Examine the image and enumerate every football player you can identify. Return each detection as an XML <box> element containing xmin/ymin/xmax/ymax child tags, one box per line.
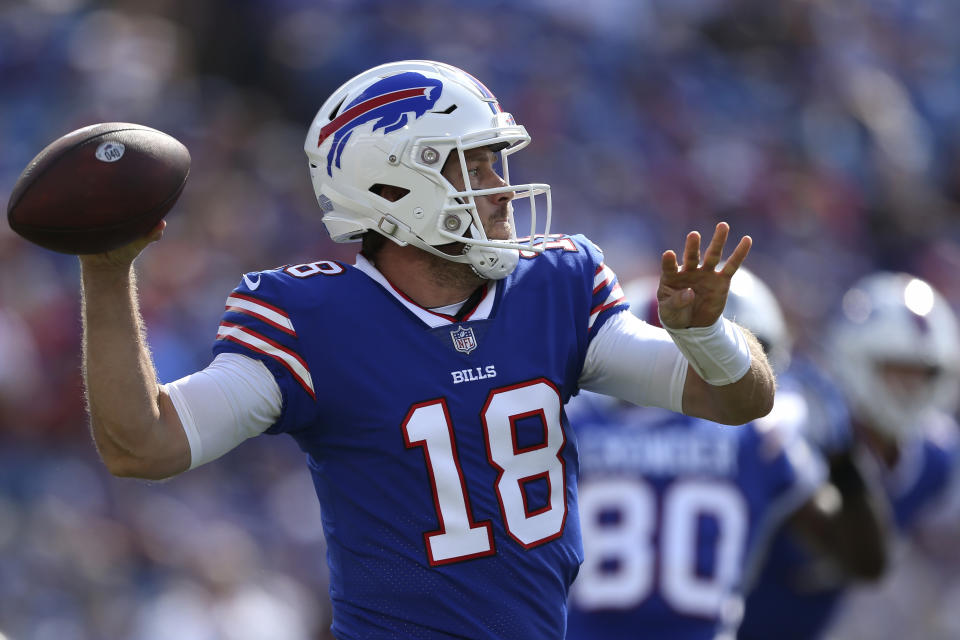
<box><xmin>738</xmin><ymin>272</ymin><xmax>960</xmax><ymax>640</ymax></box>
<box><xmin>565</xmin><ymin>268</ymin><xmax>888</xmax><ymax>640</ymax></box>
<box><xmin>77</xmin><ymin>60</ymin><xmax>775</xmax><ymax>639</ymax></box>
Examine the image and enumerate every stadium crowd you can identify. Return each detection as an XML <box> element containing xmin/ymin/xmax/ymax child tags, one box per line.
<box><xmin>3</xmin><ymin>0</ymin><xmax>960</xmax><ymax>638</ymax></box>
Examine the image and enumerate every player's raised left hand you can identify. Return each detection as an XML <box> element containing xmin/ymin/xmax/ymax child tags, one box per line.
<box><xmin>657</xmin><ymin>222</ymin><xmax>751</xmax><ymax>330</ymax></box>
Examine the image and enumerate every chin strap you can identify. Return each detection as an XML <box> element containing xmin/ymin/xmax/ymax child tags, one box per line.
<box><xmin>464</xmin><ymin>242</ymin><xmax>519</xmax><ymax>280</ymax></box>
<box><xmin>380</xmin><ymin>219</ymin><xmax>521</xmax><ymax>280</ymax></box>
<box><xmin>460</xmin><ymin>222</ymin><xmax>520</xmax><ymax>280</ymax></box>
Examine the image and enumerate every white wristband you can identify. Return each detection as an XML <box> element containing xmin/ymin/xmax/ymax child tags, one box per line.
<box><xmin>661</xmin><ymin>315</ymin><xmax>752</xmax><ymax>386</ymax></box>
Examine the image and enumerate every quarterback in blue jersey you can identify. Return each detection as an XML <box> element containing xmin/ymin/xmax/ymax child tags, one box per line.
<box><xmin>77</xmin><ymin>61</ymin><xmax>775</xmax><ymax>639</ymax></box>
<box><xmin>738</xmin><ymin>272</ymin><xmax>960</xmax><ymax>640</ymax></box>
<box><xmin>566</xmin><ymin>269</ymin><xmax>886</xmax><ymax>640</ymax></box>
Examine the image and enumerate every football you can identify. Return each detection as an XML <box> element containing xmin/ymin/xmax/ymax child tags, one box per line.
<box><xmin>6</xmin><ymin>122</ymin><xmax>190</xmax><ymax>255</ymax></box>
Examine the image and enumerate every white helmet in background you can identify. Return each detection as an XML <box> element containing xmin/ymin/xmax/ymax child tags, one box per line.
<box><xmin>303</xmin><ymin>60</ymin><xmax>551</xmax><ymax>279</ymax></box>
<box><xmin>724</xmin><ymin>267</ymin><xmax>792</xmax><ymax>373</ymax></box>
<box><xmin>827</xmin><ymin>272</ymin><xmax>960</xmax><ymax>441</ymax></box>
<box><xmin>623</xmin><ymin>267</ymin><xmax>792</xmax><ymax>373</ymax></box>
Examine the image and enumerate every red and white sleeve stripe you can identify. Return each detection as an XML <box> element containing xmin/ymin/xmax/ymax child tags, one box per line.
<box><xmin>224</xmin><ymin>293</ymin><xmax>296</xmax><ymax>336</ymax></box>
<box><xmin>216</xmin><ymin>321</ymin><xmax>315</xmax><ymax>399</ymax></box>
<box><xmin>589</xmin><ymin>264</ymin><xmax>626</xmax><ymax>330</ymax></box>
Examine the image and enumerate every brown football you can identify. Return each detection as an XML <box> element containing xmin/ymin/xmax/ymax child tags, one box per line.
<box><xmin>6</xmin><ymin>122</ymin><xmax>190</xmax><ymax>254</ymax></box>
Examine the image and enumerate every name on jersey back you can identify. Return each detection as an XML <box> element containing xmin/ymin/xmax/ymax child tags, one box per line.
<box><xmin>579</xmin><ymin>428</ymin><xmax>739</xmax><ymax>476</ymax></box>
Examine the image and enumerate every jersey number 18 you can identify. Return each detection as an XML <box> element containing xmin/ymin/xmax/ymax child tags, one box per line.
<box><xmin>402</xmin><ymin>378</ymin><xmax>567</xmax><ymax>565</ymax></box>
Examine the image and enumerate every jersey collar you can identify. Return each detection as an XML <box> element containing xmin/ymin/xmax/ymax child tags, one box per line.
<box><xmin>354</xmin><ymin>254</ymin><xmax>497</xmax><ymax>328</ymax></box>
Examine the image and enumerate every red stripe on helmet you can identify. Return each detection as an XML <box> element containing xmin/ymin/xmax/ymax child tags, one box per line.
<box><xmin>317</xmin><ymin>87</ymin><xmax>431</xmax><ymax>147</ymax></box>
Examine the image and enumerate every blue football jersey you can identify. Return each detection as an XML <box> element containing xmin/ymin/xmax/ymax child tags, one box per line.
<box><xmin>210</xmin><ymin>234</ymin><xmax>628</xmax><ymax>639</ymax></box>
<box><xmin>737</xmin><ymin>398</ymin><xmax>959</xmax><ymax>640</ymax></box>
<box><xmin>564</xmin><ymin>380</ymin><xmax>824</xmax><ymax>640</ymax></box>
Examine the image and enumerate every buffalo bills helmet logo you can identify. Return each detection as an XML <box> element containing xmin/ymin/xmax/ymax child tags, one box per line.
<box><xmin>317</xmin><ymin>72</ymin><xmax>443</xmax><ymax>176</ymax></box>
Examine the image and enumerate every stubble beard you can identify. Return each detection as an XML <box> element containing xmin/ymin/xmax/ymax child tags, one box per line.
<box><xmin>432</xmin><ymin>254</ymin><xmax>486</xmax><ymax>288</ymax></box>
<box><xmin>428</xmin><ymin>242</ymin><xmax>487</xmax><ymax>288</ymax></box>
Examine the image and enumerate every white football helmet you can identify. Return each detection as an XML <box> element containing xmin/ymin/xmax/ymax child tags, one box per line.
<box><xmin>303</xmin><ymin>60</ymin><xmax>551</xmax><ymax>279</ymax></box>
<box><xmin>723</xmin><ymin>267</ymin><xmax>792</xmax><ymax>373</ymax></box>
<box><xmin>623</xmin><ymin>267</ymin><xmax>793</xmax><ymax>373</ymax></box>
<box><xmin>827</xmin><ymin>272</ymin><xmax>960</xmax><ymax>440</ymax></box>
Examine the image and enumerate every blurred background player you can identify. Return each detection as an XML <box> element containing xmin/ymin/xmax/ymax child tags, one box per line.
<box><xmin>737</xmin><ymin>271</ymin><xmax>960</xmax><ymax>640</ymax></box>
<box><xmin>565</xmin><ymin>268</ymin><xmax>887</xmax><ymax>640</ymax></box>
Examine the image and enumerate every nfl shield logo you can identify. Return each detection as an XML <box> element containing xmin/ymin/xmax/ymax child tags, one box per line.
<box><xmin>450</xmin><ymin>325</ymin><xmax>477</xmax><ymax>354</ymax></box>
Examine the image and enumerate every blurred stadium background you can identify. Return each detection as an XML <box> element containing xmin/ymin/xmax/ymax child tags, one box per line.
<box><xmin>3</xmin><ymin>0</ymin><xmax>960</xmax><ymax>638</ymax></box>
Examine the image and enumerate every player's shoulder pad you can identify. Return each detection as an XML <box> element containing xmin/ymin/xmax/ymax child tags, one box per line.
<box><xmin>516</xmin><ymin>233</ymin><xmax>614</xmax><ymax>300</ymax></box>
<box><xmin>230</xmin><ymin>259</ymin><xmax>353</xmax><ymax>307</ymax></box>
<box><xmin>518</xmin><ymin>233</ymin><xmax>604</xmax><ymax>269</ymax></box>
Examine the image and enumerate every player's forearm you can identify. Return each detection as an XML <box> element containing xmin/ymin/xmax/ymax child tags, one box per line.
<box><xmin>681</xmin><ymin>331</ymin><xmax>776</xmax><ymax>425</ymax></box>
<box><xmin>80</xmin><ymin>262</ymin><xmax>187</xmax><ymax>478</ymax></box>
<box><xmin>714</xmin><ymin>334</ymin><xmax>776</xmax><ymax>421</ymax></box>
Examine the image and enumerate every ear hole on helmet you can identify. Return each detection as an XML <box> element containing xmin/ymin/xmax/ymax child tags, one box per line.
<box><xmin>328</xmin><ymin>96</ymin><xmax>347</xmax><ymax>120</ymax></box>
<box><xmin>370</xmin><ymin>184</ymin><xmax>410</xmax><ymax>203</ymax></box>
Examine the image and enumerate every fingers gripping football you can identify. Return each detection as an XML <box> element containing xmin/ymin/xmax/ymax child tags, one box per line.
<box><xmin>657</xmin><ymin>222</ymin><xmax>752</xmax><ymax>330</ymax></box>
<box><xmin>78</xmin><ymin>220</ymin><xmax>167</xmax><ymax>270</ymax></box>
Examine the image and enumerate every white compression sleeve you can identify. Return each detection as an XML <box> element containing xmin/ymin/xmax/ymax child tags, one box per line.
<box><xmin>660</xmin><ymin>315</ymin><xmax>751</xmax><ymax>386</ymax></box>
<box><xmin>162</xmin><ymin>352</ymin><xmax>283</xmax><ymax>469</ymax></box>
<box><xmin>579</xmin><ymin>311</ymin><xmax>687</xmax><ymax>412</ymax></box>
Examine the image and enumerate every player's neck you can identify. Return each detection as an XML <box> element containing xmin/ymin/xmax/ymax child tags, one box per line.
<box><xmin>370</xmin><ymin>243</ymin><xmax>485</xmax><ymax>308</ymax></box>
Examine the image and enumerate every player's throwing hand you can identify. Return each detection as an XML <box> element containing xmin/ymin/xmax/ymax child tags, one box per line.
<box><xmin>78</xmin><ymin>221</ymin><xmax>166</xmax><ymax>270</ymax></box>
<box><xmin>657</xmin><ymin>222</ymin><xmax>751</xmax><ymax>330</ymax></box>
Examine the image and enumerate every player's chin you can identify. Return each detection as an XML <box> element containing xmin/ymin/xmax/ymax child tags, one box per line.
<box><xmin>485</xmin><ymin>222</ymin><xmax>514</xmax><ymax>241</ymax></box>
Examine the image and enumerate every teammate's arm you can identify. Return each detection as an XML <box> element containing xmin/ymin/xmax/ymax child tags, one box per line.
<box><xmin>787</xmin><ymin>450</ymin><xmax>890</xmax><ymax>580</ymax></box>
<box><xmin>657</xmin><ymin>223</ymin><xmax>776</xmax><ymax>425</ymax></box>
<box><xmin>79</xmin><ymin>224</ymin><xmax>190</xmax><ymax>480</ymax></box>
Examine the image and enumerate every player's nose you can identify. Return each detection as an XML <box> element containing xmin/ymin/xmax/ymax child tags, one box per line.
<box><xmin>486</xmin><ymin>172</ymin><xmax>514</xmax><ymax>203</ymax></box>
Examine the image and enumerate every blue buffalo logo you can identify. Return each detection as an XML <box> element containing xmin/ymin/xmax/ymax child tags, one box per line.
<box><xmin>317</xmin><ymin>72</ymin><xmax>443</xmax><ymax>176</ymax></box>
